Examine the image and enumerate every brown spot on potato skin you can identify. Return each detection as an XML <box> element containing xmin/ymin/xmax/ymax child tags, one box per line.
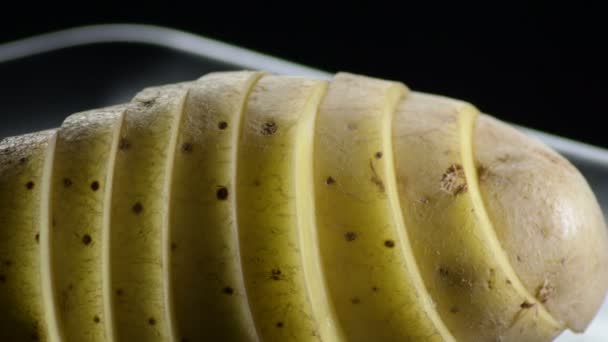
<box><xmin>369</xmin><ymin>160</ymin><xmax>385</xmax><ymax>192</ymax></box>
<box><xmin>140</xmin><ymin>98</ymin><xmax>156</xmax><ymax>107</ymax></box>
<box><xmin>222</xmin><ymin>286</ymin><xmax>234</xmax><ymax>295</ymax></box>
<box><xmin>270</xmin><ymin>268</ymin><xmax>283</xmax><ymax>281</ymax></box>
<box><xmin>276</xmin><ymin>322</ymin><xmax>284</xmax><ymax>328</ymax></box>
<box><xmin>93</xmin><ymin>316</ymin><xmax>100</xmax><ymax>323</ymax></box>
<box><xmin>520</xmin><ymin>301</ymin><xmax>535</xmax><ymax>309</ymax></box>
<box><xmin>216</xmin><ymin>187</ymin><xmax>229</xmax><ymax>200</ymax></box>
<box><xmin>450</xmin><ymin>306</ymin><xmax>460</xmax><ymax>313</ymax></box>
<box><xmin>374</xmin><ymin>151</ymin><xmax>383</xmax><ymax>159</ymax></box>
<box><xmin>115</xmin><ymin>289</ymin><xmax>123</xmax><ymax>296</ymax></box>
<box><xmin>63</xmin><ymin>178</ymin><xmax>72</xmax><ymax>188</ymax></box>
<box><xmin>326</xmin><ymin>177</ymin><xmax>336</xmax><ymax>185</ymax></box>
<box><xmin>132</xmin><ymin>202</ymin><xmax>143</xmax><ymax>214</ymax></box>
<box><xmin>25</xmin><ymin>181</ymin><xmax>35</xmax><ymax>190</ymax></box>
<box><xmin>118</xmin><ymin>138</ymin><xmax>130</xmax><ymax>150</ymax></box>
<box><xmin>536</xmin><ymin>280</ymin><xmax>554</xmax><ymax>303</ymax></box>
<box><xmin>344</xmin><ymin>232</ymin><xmax>357</xmax><ymax>242</ymax></box>
<box><xmin>351</xmin><ymin>297</ymin><xmax>361</xmax><ymax>304</ymax></box>
<box><xmin>82</xmin><ymin>234</ymin><xmax>92</xmax><ymax>245</ymax></box>
<box><xmin>148</xmin><ymin>317</ymin><xmax>156</xmax><ymax>325</ymax></box>
<box><xmin>181</xmin><ymin>143</ymin><xmax>193</xmax><ymax>153</ymax></box>
<box><xmin>218</xmin><ymin>121</ymin><xmax>228</xmax><ymax>130</ymax></box>
<box><xmin>438</xmin><ymin>265</ymin><xmax>471</xmax><ymax>288</ymax></box>
<box><xmin>261</xmin><ymin>121</ymin><xmax>278</xmax><ymax>135</ymax></box>
<box><xmin>496</xmin><ymin>154</ymin><xmax>511</xmax><ymax>163</ymax></box>
<box><xmin>487</xmin><ymin>268</ymin><xmax>496</xmax><ymax>290</ymax></box>
<box><xmin>90</xmin><ymin>181</ymin><xmax>100</xmax><ymax>191</ymax></box>
<box><xmin>384</xmin><ymin>240</ymin><xmax>395</xmax><ymax>248</ymax></box>
<box><xmin>477</xmin><ymin>164</ymin><xmax>488</xmax><ymax>180</ymax></box>
<box><xmin>440</xmin><ymin>164</ymin><xmax>467</xmax><ymax>196</ymax></box>
<box><xmin>0</xmin><ymin>274</ymin><xmax>6</xmax><ymax>283</ymax></box>
<box><xmin>35</xmin><ymin>233</ymin><xmax>39</xmax><ymax>243</ymax></box>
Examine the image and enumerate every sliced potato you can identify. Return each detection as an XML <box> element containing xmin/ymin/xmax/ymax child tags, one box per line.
<box><xmin>0</xmin><ymin>130</ymin><xmax>55</xmax><ymax>341</ymax></box>
<box><xmin>1</xmin><ymin>70</ymin><xmax>606</xmax><ymax>342</ymax></box>
<box><xmin>167</xmin><ymin>71</ymin><xmax>262</xmax><ymax>342</ymax></box>
<box><xmin>313</xmin><ymin>73</ymin><xmax>454</xmax><ymax>342</ymax></box>
<box><xmin>45</xmin><ymin>106</ymin><xmax>124</xmax><ymax>342</ymax></box>
<box><xmin>236</xmin><ymin>75</ymin><xmax>332</xmax><ymax>341</ymax></box>
<box><xmin>392</xmin><ymin>93</ymin><xmax>562</xmax><ymax>341</ymax></box>
<box><xmin>106</xmin><ymin>83</ymin><xmax>189</xmax><ymax>342</ymax></box>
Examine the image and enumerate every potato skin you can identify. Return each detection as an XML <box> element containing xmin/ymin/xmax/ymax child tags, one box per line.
<box><xmin>474</xmin><ymin>114</ymin><xmax>608</xmax><ymax>331</ymax></box>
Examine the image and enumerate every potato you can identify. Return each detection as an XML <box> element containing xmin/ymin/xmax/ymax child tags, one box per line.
<box><xmin>0</xmin><ymin>71</ymin><xmax>605</xmax><ymax>342</ymax></box>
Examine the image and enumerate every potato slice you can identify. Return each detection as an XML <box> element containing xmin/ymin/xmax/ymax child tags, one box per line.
<box><xmin>44</xmin><ymin>106</ymin><xmax>124</xmax><ymax>341</ymax></box>
<box><xmin>236</xmin><ymin>75</ymin><xmax>335</xmax><ymax>341</ymax></box>
<box><xmin>166</xmin><ymin>71</ymin><xmax>262</xmax><ymax>342</ymax></box>
<box><xmin>0</xmin><ymin>130</ymin><xmax>55</xmax><ymax>341</ymax></box>
<box><xmin>313</xmin><ymin>73</ymin><xmax>454</xmax><ymax>342</ymax></box>
<box><xmin>106</xmin><ymin>83</ymin><xmax>189</xmax><ymax>341</ymax></box>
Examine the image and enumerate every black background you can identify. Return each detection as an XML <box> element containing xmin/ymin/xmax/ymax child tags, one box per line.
<box><xmin>1</xmin><ymin>4</ymin><xmax>606</xmax><ymax>147</ymax></box>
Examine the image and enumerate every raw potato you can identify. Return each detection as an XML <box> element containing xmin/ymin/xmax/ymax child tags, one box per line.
<box><xmin>46</xmin><ymin>106</ymin><xmax>124</xmax><ymax>342</ymax></box>
<box><xmin>0</xmin><ymin>71</ymin><xmax>606</xmax><ymax>342</ymax></box>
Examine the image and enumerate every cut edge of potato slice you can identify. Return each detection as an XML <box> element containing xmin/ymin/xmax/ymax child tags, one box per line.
<box><xmin>221</xmin><ymin>71</ymin><xmax>264</xmax><ymax>342</ymax></box>
<box><xmin>458</xmin><ymin>104</ymin><xmax>564</xmax><ymax>330</ymax></box>
<box><xmin>236</xmin><ymin>75</ymin><xmax>330</xmax><ymax>341</ymax></box>
<box><xmin>39</xmin><ymin>131</ymin><xmax>63</xmax><ymax>341</ymax></box>
<box><xmin>161</xmin><ymin>84</ymin><xmax>192</xmax><ymax>342</ymax></box>
<box><xmin>294</xmin><ymin>80</ymin><xmax>348</xmax><ymax>342</ymax></box>
<box><xmin>381</xmin><ymin>92</ymin><xmax>458</xmax><ymax>342</ymax></box>
<box><xmin>101</xmin><ymin>110</ymin><xmax>127</xmax><ymax>342</ymax></box>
